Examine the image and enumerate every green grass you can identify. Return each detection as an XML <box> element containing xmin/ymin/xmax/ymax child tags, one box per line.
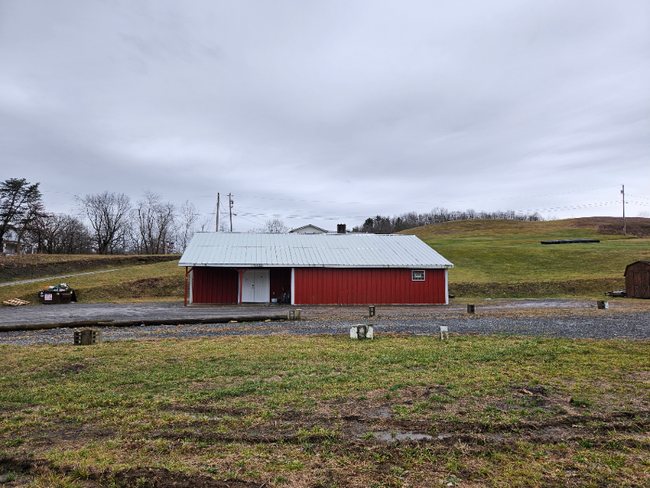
<box><xmin>0</xmin><ymin>254</ymin><xmax>179</xmax><ymax>283</ymax></box>
<box><xmin>1</xmin><ymin>217</ymin><xmax>649</xmax><ymax>304</ymax></box>
<box><xmin>403</xmin><ymin>217</ymin><xmax>650</xmax><ymax>298</ymax></box>
<box><xmin>0</xmin><ymin>259</ymin><xmax>184</xmax><ymax>304</ymax></box>
<box><xmin>1</xmin><ymin>334</ymin><xmax>649</xmax><ymax>486</ymax></box>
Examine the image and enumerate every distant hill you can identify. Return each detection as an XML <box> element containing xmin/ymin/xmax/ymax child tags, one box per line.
<box><xmin>400</xmin><ymin>217</ymin><xmax>650</xmax><ymax>298</ymax></box>
<box><xmin>402</xmin><ymin>217</ymin><xmax>650</xmax><ymax>240</ymax></box>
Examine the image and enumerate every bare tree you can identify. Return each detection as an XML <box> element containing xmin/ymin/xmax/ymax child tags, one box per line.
<box><xmin>0</xmin><ymin>178</ymin><xmax>44</xmax><ymax>253</ymax></box>
<box><xmin>76</xmin><ymin>192</ymin><xmax>132</xmax><ymax>254</ymax></box>
<box><xmin>133</xmin><ymin>191</ymin><xmax>175</xmax><ymax>254</ymax></box>
<box><xmin>177</xmin><ymin>200</ymin><xmax>199</xmax><ymax>252</ymax></box>
<box><xmin>30</xmin><ymin>213</ymin><xmax>93</xmax><ymax>254</ymax></box>
<box><xmin>265</xmin><ymin>219</ymin><xmax>289</xmax><ymax>234</ymax></box>
<box><xmin>199</xmin><ymin>214</ymin><xmax>213</xmax><ymax>233</ymax></box>
<box><xmin>218</xmin><ymin>211</ymin><xmax>230</xmax><ymax>232</ymax></box>
<box><xmin>15</xmin><ymin>197</ymin><xmax>46</xmax><ymax>253</ymax></box>
<box><xmin>250</xmin><ymin>219</ymin><xmax>289</xmax><ymax>234</ymax></box>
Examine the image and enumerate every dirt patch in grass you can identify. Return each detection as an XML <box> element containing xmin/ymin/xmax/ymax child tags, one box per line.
<box><xmin>111</xmin><ymin>468</ymin><xmax>260</xmax><ymax>487</ymax></box>
<box><xmin>4</xmin><ymin>402</ymin><xmax>648</xmax><ymax>487</ymax></box>
<box><xmin>59</xmin><ymin>362</ymin><xmax>87</xmax><ymax>374</ymax></box>
<box><xmin>0</xmin><ymin>457</ymin><xmax>260</xmax><ymax>487</ymax></box>
<box><xmin>147</xmin><ymin>390</ymin><xmax>650</xmax><ymax>447</ymax></box>
<box><xmin>597</xmin><ymin>220</ymin><xmax>650</xmax><ymax>238</ymax></box>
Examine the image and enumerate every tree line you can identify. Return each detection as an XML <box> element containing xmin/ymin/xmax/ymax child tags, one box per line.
<box><xmin>0</xmin><ymin>178</ymin><xmax>200</xmax><ymax>255</ymax></box>
<box><xmin>352</xmin><ymin>208</ymin><xmax>544</xmax><ymax>234</ymax></box>
<box><xmin>1</xmin><ymin>177</ymin><xmax>546</xmax><ymax>255</ymax></box>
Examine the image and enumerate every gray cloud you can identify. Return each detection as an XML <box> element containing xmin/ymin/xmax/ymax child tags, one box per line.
<box><xmin>1</xmin><ymin>0</ymin><xmax>648</xmax><ymax>230</ymax></box>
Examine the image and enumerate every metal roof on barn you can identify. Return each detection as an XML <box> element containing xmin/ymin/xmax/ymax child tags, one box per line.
<box><xmin>179</xmin><ymin>233</ymin><xmax>453</xmax><ymax>269</ymax></box>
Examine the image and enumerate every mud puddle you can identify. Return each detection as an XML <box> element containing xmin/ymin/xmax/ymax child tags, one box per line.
<box><xmin>372</xmin><ymin>430</ymin><xmax>434</xmax><ymax>442</ymax></box>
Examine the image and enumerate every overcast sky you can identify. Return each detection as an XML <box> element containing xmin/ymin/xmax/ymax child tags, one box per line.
<box><xmin>1</xmin><ymin>0</ymin><xmax>648</xmax><ymax>231</ymax></box>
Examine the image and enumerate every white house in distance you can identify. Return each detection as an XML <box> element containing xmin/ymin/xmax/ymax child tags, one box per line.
<box><xmin>1</xmin><ymin>230</ymin><xmax>19</xmax><ymax>255</ymax></box>
<box><xmin>289</xmin><ymin>224</ymin><xmax>329</xmax><ymax>234</ymax></box>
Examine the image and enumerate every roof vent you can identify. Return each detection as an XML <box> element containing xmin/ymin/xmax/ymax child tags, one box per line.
<box><xmin>337</xmin><ymin>223</ymin><xmax>346</xmax><ymax>234</ymax></box>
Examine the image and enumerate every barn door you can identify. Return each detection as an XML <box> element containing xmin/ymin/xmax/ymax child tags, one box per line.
<box><xmin>241</xmin><ymin>270</ymin><xmax>270</xmax><ymax>303</ymax></box>
<box><xmin>633</xmin><ymin>271</ymin><xmax>650</xmax><ymax>298</ymax></box>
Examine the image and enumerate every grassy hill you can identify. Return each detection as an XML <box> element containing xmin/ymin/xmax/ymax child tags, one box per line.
<box><xmin>0</xmin><ymin>255</ymin><xmax>184</xmax><ymax>305</ymax></box>
<box><xmin>402</xmin><ymin>217</ymin><xmax>650</xmax><ymax>298</ymax></box>
<box><xmin>0</xmin><ymin>254</ymin><xmax>179</xmax><ymax>283</ymax></box>
<box><xmin>1</xmin><ymin>217</ymin><xmax>648</xmax><ymax>304</ymax></box>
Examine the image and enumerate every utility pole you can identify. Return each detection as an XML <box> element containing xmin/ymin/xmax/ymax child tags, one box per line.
<box><xmin>216</xmin><ymin>193</ymin><xmax>220</xmax><ymax>232</ymax></box>
<box><xmin>228</xmin><ymin>193</ymin><xmax>234</xmax><ymax>232</ymax></box>
<box><xmin>621</xmin><ymin>184</ymin><xmax>626</xmax><ymax>235</ymax></box>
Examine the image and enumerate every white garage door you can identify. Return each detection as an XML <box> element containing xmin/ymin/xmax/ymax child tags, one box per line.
<box><xmin>241</xmin><ymin>269</ymin><xmax>270</xmax><ymax>303</ymax></box>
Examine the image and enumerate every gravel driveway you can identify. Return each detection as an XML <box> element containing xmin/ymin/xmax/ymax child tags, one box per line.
<box><xmin>0</xmin><ymin>302</ymin><xmax>290</xmax><ymax>327</ymax></box>
<box><xmin>1</xmin><ymin>299</ymin><xmax>649</xmax><ymax>346</ymax></box>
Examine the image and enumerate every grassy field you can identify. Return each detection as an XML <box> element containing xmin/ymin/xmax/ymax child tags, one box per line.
<box><xmin>1</xmin><ymin>334</ymin><xmax>649</xmax><ymax>487</ymax></box>
<box><xmin>0</xmin><ymin>259</ymin><xmax>184</xmax><ymax>305</ymax></box>
<box><xmin>0</xmin><ymin>255</ymin><xmax>179</xmax><ymax>284</ymax></box>
<box><xmin>403</xmin><ymin>217</ymin><xmax>650</xmax><ymax>298</ymax></box>
<box><xmin>0</xmin><ymin>217</ymin><xmax>648</xmax><ymax>304</ymax></box>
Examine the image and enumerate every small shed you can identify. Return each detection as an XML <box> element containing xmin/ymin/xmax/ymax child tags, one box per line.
<box><xmin>179</xmin><ymin>233</ymin><xmax>453</xmax><ymax>305</ymax></box>
<box><xmin>624</xmin><ymin>261</ymin><xmax>650</xmax><ymax>299</ymax></box>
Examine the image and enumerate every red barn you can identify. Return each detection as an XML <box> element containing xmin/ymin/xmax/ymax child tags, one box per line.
<box><xmin>179</xmin><ymin>233</ymin><xmax>453</xmax><ymax>305</ymax></box>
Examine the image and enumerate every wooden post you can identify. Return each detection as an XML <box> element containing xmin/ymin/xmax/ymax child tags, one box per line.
<box><xmin>440</xmin><ymin>325</ymin><xmax>449</xmax><ymax>340</ymax></box>
<box><xmin>74</xmin><ymin>329</ymin><xmax>102</xmax><ymax>345</ymax></box>
<box><xmin>235</xmin><ymin>268</ymin><xmax>247</xmax><ymax>304</ymax></box>
<box><xmin>184</xmin><ymin>267</ymin><xmax>190</xmax><ymax>307</ymax></box>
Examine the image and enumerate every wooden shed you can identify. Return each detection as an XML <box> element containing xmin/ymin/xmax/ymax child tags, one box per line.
<box><xmin>179</xmin><ymin>233</ymin><xmax>453</xmax><ymax>306</ymax></box>
<box><xmin>624</xmin><ymin>261</ymin><xmax>650</xmax><ymax>299</ymax></box>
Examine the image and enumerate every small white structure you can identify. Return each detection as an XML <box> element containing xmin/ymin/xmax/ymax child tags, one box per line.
<box><xmin>289</xmin><ymin>224</ymin><xmax>329</xmax><ymax>235</ymax></box>
<box><xmin>439</xmin><ymin>325</ymin><xmax>449</xmax><ymax>340</ymax></box>
<box><xmin>350</xmin><ymin>324</ymin><xmax>374</xmax><ymax>340</ymax></box>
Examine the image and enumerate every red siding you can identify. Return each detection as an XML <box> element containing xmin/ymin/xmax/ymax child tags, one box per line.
<box><xmin>293</xmin><ymin>268</ymin><xmax>446</xmax><ymax>305</ymax></box>
<box><xmin>192</xmin><ymin>267</ymin><xmax>239</xmax><ymax>304</ymax></box>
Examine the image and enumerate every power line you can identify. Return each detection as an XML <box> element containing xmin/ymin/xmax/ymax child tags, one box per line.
<box><xmin>193</xmin><ymin>185</ymin><xmax>621</xmax><ymax>207</ymax></box>
<box><xmin>627</xmin><ymin>193</ymin><xmax>650</xmax><ymax>200</ymax></box>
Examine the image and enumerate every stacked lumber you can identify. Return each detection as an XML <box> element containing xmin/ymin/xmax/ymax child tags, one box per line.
<box><xmin>2</xmin><ymin>298</ymin><xmax>30</xmax><ymax>306</ymax></box>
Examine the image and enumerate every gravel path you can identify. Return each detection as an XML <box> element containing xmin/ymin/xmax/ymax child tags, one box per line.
<box><xmin>0</xmin><ymin>268</ymin><xmax>120</xmax><ymax>287</ymax></box>
<box><xmin>1</xmin><ymin>300</ymin><xmax>649</xmax><ymax>346</ymax></box>
<box><xmin>0</xmin><ymin>302</ymin><xmax>291</xmax><ymax>326</ymax></box>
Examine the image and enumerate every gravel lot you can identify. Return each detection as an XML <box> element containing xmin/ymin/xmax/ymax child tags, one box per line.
<box><xmin>1</xmin><ymin>299</ymin><xmax>649</xmax><ymax>346</ymax></box>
